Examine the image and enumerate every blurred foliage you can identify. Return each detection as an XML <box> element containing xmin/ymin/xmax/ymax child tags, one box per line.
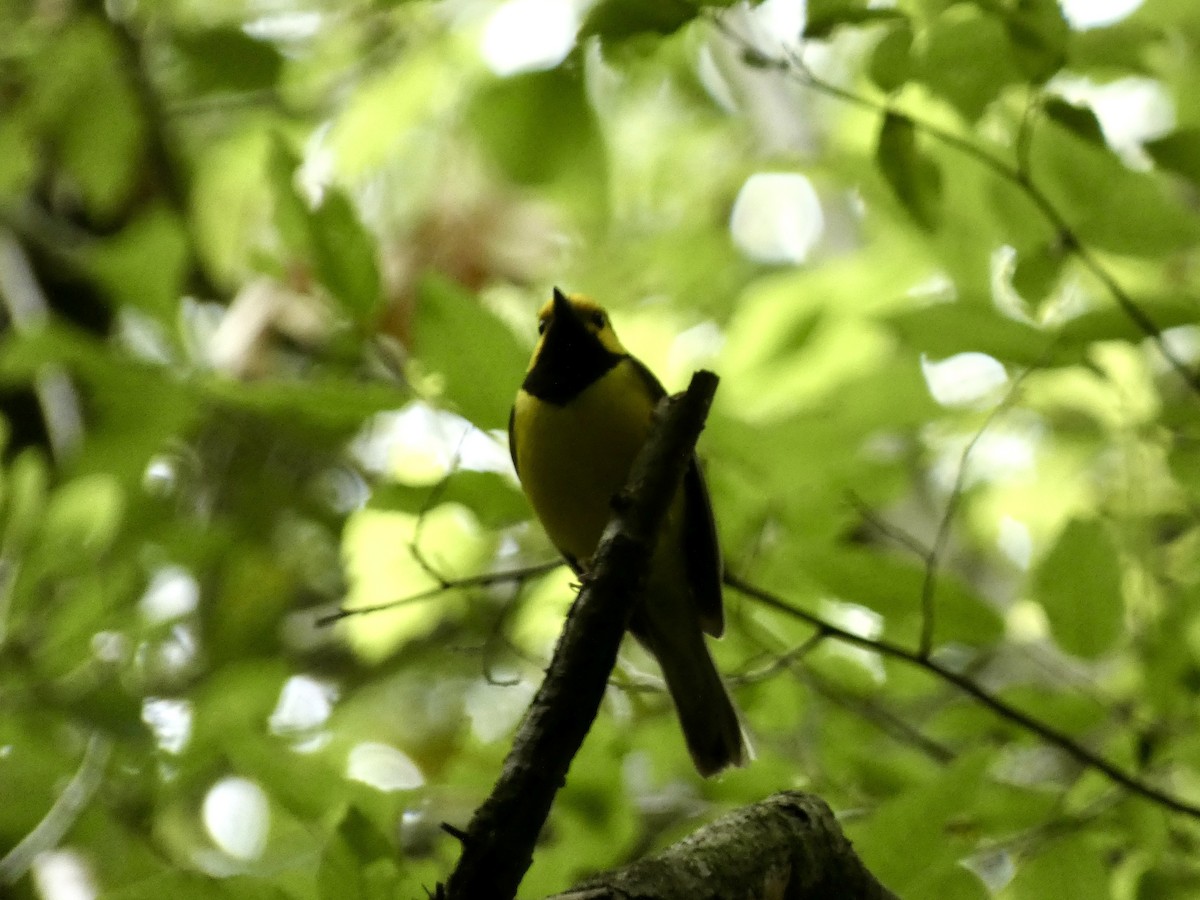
<box><xmin>2</xmin><ymin>0</ymin><xmax>1200</xmax><ymax>898</ymax></box>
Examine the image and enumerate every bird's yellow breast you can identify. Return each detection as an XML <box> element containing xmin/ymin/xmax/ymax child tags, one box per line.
<box><xmin>513</xmin><ymin>358</ymin><xmax>659</xmax><ymax>564</ymax></box>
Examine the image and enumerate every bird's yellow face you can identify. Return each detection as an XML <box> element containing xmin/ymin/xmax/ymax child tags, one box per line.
<box><xmin>528</xmin><ymin>292</ymin><xmax>626</xmax><ymax>372</ymax></box>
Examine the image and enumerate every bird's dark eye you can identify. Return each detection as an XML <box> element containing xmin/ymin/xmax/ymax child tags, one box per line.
<box><xmin>590</xmin><ymin>311</ymin><xmax>605</xmax><ymax>329</ymax></box>
<box><xmin>537</xmin><ymin>318</ymin><xmax>549</xmax><ymax>335</ymax></box>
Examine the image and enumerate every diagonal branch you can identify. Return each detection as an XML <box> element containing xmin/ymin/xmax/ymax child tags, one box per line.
<box><xmin>440</xmin><ymin>371</ymin><xmax>720</xmax><ymax>900</ymax></box>
<box><xmin>0</xmin><ymin>733</ymin><xmax>112</xmax><ymax>884</ymax></box>
<box><xmin>727</xmin><ymin>573</ymin><xmax>1200</xmax><ymax>821</ymax></box>
<box><xmin>712</xmin><ymin>15</ymin><xmax>1200</xmax><ymax>397</ymax></box>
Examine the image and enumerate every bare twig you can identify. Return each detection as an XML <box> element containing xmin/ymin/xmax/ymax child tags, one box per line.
<box><xmin>316</xmin><ymin>560</ymin><xmax>561</xmax><ymax>626</ymax></box>
<box><xmin>801</xmin><ymin>666</ymin><xmax>958</xmax><ymax>766</ymax></box>
<box><xmin>0</xmin><ymin>733</ymin><xmax>112</xmax><ymax>883</ymax></box>
<box><xmin>729</xmin><ymin>629</ymin><xmax>828</xmax><ymax>686</ymax></box>
<box><xmin>918</xmin><ymin>380</ymin><xmax>1029</xmax><ymax>657</ymax></box>
<box><xmin>845</xmin><ymin>491</ymin><xmax>934</xmax><ymax>561</ymax></box>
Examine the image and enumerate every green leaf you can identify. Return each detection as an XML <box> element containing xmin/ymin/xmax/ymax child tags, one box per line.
<box><xmin>319</xmin><ymin>823</ymin><xmax>366</xmax><ymax>900</ymax></box>
<box><xmin>1137</xmin><ymin>868</ymin><xmax>1200</xmax><ymax>900</ymax></box>
<box><xmin>468</xmin><ymin>68</ymin><xmax>606</xmax><ymax>201</ymax></box>
<box><xmin>1033</xmin><ymin>123</ymin><xmax>1200</xmax><ymax>256</ymax></box>
<box><xmin>800</xmin><ymin>546</ymin><xmax>1003</xmax><ymax>648</ymax></box>
<box><xmin>336</xmin><ymin>807</ymin><xmax>393</xmax><ymax>863</ymax></box>
<box><xmin>370</xmin><ymin>471</ymin><xmax>528</xmax><ymax>529</ymax></box>
<box><xmin>0</xmin><ymin>327</ymin><xmax>200</xmax><ymax>486</ymax></box>
<box><xmin>580</xmin><ymin>0</ymin><xmax>704</xmax><ymax>42</ymax></box>
<box><xmin>202</xmin><ymin>377</ymin><xmax>404</xmax><ymax>433</ymax></box>
<box><xmin>868</xmin><ymin>21</ymin><xmax>913</xmax><ymax>93</ymax></box>
<box><xmin>267</xmin><ymin>137</ymin><xmax>312</xmax><ymax>260</ymax></box>
<box><xmin>414</xmin><ymin>275</ymin><xmax>528</xmax><ymax>430</ymax></box>
<box><xmin>1010</xmin><ymin>240</ymin><xmax>1066</xmax><ymax>305</ymax></box>
<box><xmin>308</xmin><ymin>188</ymin><xmax>383</xmax><ymax>321</ymax></box>
<box><xmin>266</xmin><ymin>137</ymin><xmax>381</xmax><ymax>321</ymax></box>
<box><xmin>0</xmin><ymin>449</ymin><xmax>49</xmax><ymax>554</ymax></box>
<box><xmin>30</xmin><ymin>19</ymin><xmax>143</xmax><ymax>216</ymax></box>
<box><xmin>1144</xmin><ymin>128</ymin><xmax>1200</xmax><ymax>186</ymax></box>
<box><xmin>997</xmin><ymin>686</ymin><xmax>1108</xmax><ymax>737</ymax></box>
<box><xmin>41</xmin><ymin>473</ymin><xmax>124</xmax><ymax>561</ymax></box>
<box><xmin>1002</xmin><ymin>0</ymin><xmax>1068</xmax><ymax>83</ymax></box>
<box><xmin>1056</xmin><ymin>300</ymin><xmax>1198</xmax><ymax>348</ymax></box>
<box><xmin>86</xmin><ymin>206</ymin><xmax>190</xmax><ymax>320</ymax></box>
<box><xmin>850</xmin><ymin>751</ymin><xmax>992</xmax><ymax>899</ymax></box>
<box><xmin>0</xmin><ymin>111</ymin><xmax>37</xmax><ymax>202</ymax></box>
<box><xmin>206</xmin><ymin>549</ymin><xmax>294</xmax><ymax>660</ymax></box>
<box><xmin>171</xmin><ymin>27</ymin><xmax>284</xmax><ymax>95</ymax></box>
<box><xmin>318</xmin><ymin>807</ymin><xmax>397</xmax><ymax>900</ymax></box>
<box><xmin>918</xmin><ymin>9</ymin><xmax>1020</xmax><ymax>122</ymax></box>
<box><xmin>1007</xmin><ymin>835</ymin><xmax>1109</xmax><ymax>899</ymax></box>
<box><xmin>1043</xmin><ymin>97</ymin><xmax>1106</xmax><ymax>147</ymax></box>
<box><xmin>877</xmin><ymin>112</ymin><xmax>942</xmax><ymax>230</ymax></box>
<box><xmin>1068</xmin><ymin>21</ymin><xmax>1158</xmax><ymax>77</ymax></box>
<box><xmin>886</xmin><ymin>302</ymin><xmax>1052</xmax><ymax>366</ymax></box>
<box><xmin>1033</xmin><ymin>518</ymin><xmax>1123</xmax><ymax>658</ymax></box>
<box><xmin>805</xmin><ymin>0</ymin><xmax>906</xmax><ymax>39</ymax></box>
<box><xmin>106</xmin><ymin>872</ymin><xmax>235</xmax><ymax>900</ymax></box>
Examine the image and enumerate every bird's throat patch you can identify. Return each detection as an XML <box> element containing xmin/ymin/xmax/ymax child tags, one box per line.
<box><xmin>522</xmin><ymin>325</ymin><xmax>624</xmax><ymax>405</ymax></box>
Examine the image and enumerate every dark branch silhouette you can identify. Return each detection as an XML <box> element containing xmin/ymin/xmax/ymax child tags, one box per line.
<box><xmin>317</xmin><ymin>560</ymin><xmax>561</xmax><ymax>626</ymax></box>
<box><xmin>727</xmin><ymin>574</ymin><xmax>1200</xmax><ymax>821</ymax></box>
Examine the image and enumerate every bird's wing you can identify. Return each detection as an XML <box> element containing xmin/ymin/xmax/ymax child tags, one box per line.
<box><xmin>683</xmin><ymin>458</ymin><xmax>725</xmax><ymax>637</ymax></box>
<box><xmin>627</xmin><ymin>355</ymin><xmax>667</xmax><ymax>403</ymax></box>
<box><xmin>628</xmin><ymin>357</ymin><xmax>725</xmax><ymax>637</ymax></box>
<box><xmin>507</xmin><ymin>405</ymin><xmax>519</xmax><ymax>477</ymax></box>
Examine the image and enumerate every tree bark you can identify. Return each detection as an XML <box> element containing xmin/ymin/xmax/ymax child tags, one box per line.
<box><xmin>549</xmin><ymin>791</ymin><xmax>899</xmax><ymax>900</ymax></box>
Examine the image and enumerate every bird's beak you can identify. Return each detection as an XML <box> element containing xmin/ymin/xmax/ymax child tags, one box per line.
<box><xmin>552</xmin><ymin>287</ymin><xmax>574</xmax><ymax>322</ymax></box>
<box><xmin>548</xmin><ymin>287</ymin><xmax>587</xmax><ymax>339</ymax></box>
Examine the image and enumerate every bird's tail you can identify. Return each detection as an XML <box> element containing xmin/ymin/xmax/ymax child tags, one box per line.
<box><xmin>637</xmin><ymin>619</ymin><xmax>748</xmax><ymax>777</ymax></box>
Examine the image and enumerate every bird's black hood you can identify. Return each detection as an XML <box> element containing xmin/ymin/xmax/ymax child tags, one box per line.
<box><xmin>521</xmin><ymin>288</ymin><xmax>623</xmax><ymax>405</ymax></box>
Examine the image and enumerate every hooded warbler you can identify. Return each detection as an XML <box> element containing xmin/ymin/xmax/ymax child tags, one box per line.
<box><xmin>509</xmin><ymin>288</ymin><xmax>746</xmax><ymax>777</ymax></box>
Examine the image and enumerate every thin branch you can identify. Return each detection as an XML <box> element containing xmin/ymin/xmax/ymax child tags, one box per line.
<box><xmin>980</xmin><ymin>789</ymin><xmax>1122</xmax><ymax>864</ymax></box>
<box><xmin>0</xmin><ymin>733</ymin><xmax>112</xmax><ymax>884</ymax></box>
<box><xmin>800</xmin><ymin>666</ymin><xmax>958</xmax><ymax>766</ymax></box>
<box><xmin>848</xmin><ymin>362</ymin><xmax>1034</xmax><ymax>659</ymax></box>
<box><xmin>845</xmin><ymin>491</ymin><xmax>934</xmax><ymax>561</ymax></box>
<box><xmin>918</xmin><ymin>380</ymin><xmax>1028</xmax><ymax>657</ymax></box>
<box><xmin>315</xmin><ymin>560</ymin><xmax>561</xmax><ymax>626</ymax></box>
<box><xmin>728</xmin><ymin>629</ymin><xmax>828</xmax><ymax>686</ymax></box>
<box><xmin>406</xmin><ymin>426</ymin><xmax>495</xmax><ymax>589</ymax></box>
<box><xmin>0</xmin><ymin>229</ymin><xmax>84</xmax><ymax>464</ymax></box>
<box><xmin>726</xmin><ymin>573</ymin><xmax>1200</xmax><ymax>821</ymax></box>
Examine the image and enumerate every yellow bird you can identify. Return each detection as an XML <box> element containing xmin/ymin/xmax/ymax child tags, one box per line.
<box><xmin>509</xmin><ymin>288</ymin><xmax>746</xmax><ymax>776</ymax></box>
